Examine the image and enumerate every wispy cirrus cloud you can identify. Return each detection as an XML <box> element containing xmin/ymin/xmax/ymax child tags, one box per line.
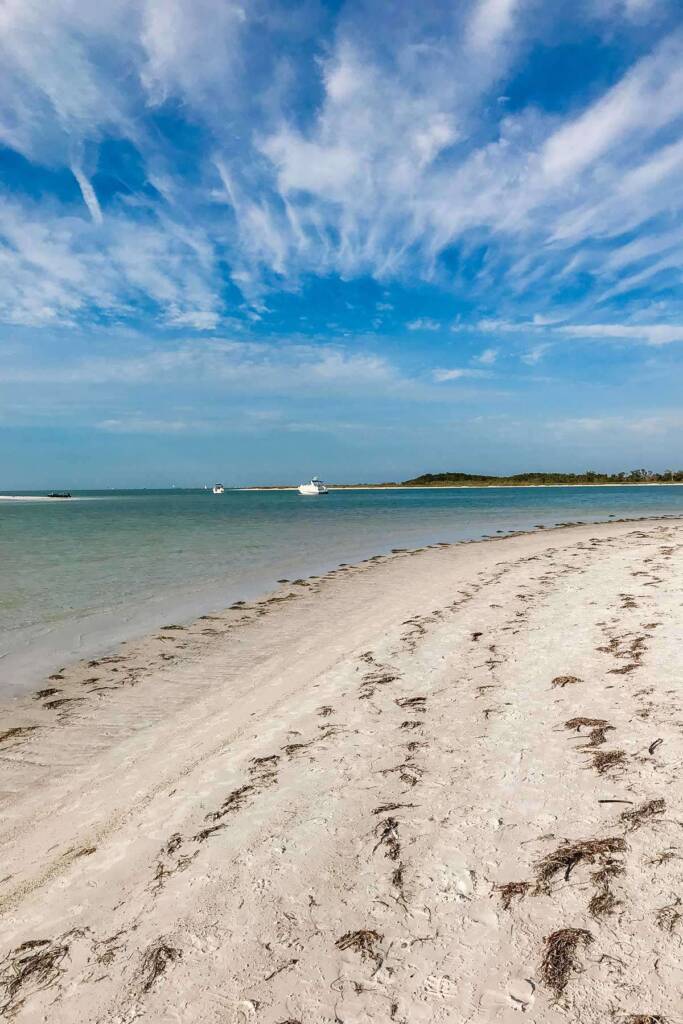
<box><xmin>0</xmin><ymin>0</ymin><xmax>681</xmax><ymax>330</ymax></box>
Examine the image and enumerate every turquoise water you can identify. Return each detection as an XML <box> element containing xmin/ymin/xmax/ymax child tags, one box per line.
<box><xmin>2</xmin><ymin>485</ymin><xmax>683</xmax><ymax>695</ymax></box>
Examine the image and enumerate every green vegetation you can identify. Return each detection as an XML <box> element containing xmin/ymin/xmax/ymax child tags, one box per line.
<box><xmin>401</xmin><ymin>469</ymin><xmax>683</xmax><ymax>487</ymax></box>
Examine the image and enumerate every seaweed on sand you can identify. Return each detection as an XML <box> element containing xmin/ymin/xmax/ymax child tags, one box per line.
<box><xmin>588</xmin><ymin>887</ymin><xmax>620</xmax><ymax>919</ymax></box>
<box><xmin>372</xmin><ymin>802</ymin><xmax>415</xmax><ymax>815</ymax></box>
<box><xmin>139</xmin><ymin>940</ymin><xmax>182</xmax><ymax>993</ymax></box>
<box><xmin>589</xmin><ymin>749</ymin><xmax>627</xmax><ymax>775</ymax></box>
<box><xmin>335</xmin><ymin>930</ymin><xmax>383</xmax><ymax>963</ymax></box>
<box><xmin>205</xmin><ymin>784</ymin><xmax>255</xmax><ymax>822</ymax></box>
<box><xmin>540</xmin><ymin>928</ymin><xmax>593</xmax><ymax>997</ymax></box>
<box><xmin>581</xmin><ymin>725</ymin><xmax>615</xmax><ymax>748</ymax></box>
<box><xmin>623</xmin><ymin>1016</ymin><xmax>667</xmax><ymax>1024</ymax></box>
<box><xmin>588</xmin><ymin>859</ymin><xmax>624</xmax><ymax>919</ymax></box>
<box><xmin>497</xmin><ymin>881</ymin><xmax>531</xmax><ymax>910</ymax></box>
<box><xmin>0</xmin><ymin>726</ymin><xmax>39</xmax><ymax>747</ymax></box>
<box><xmin>565</xmin><ymin>717</ymin><xmax>608</xmax><ymax>730</ymax></box>
<box><xmin>620</xmin><ymin>798</ymin><xmax>665</xmax><ymax>833</ymax></box>
<box><xmin>536</xmin><ymin>836</ymin><xmax>627</xmax><ymax>885</ymax></box>
<box><xmin>373</xmin><ymin>817</ymin><xmax>400</xmax><ymax>860</ymax></box>
<box><xmin>395</xmin><ymin>696</ymin><xmax>426</xmax><ymax>711</ymax></box>
<box><xmin>0</xmin><ymin>939</ymin><xmax>69</xmax><ymax>1016</ymax></box>
<box><xmin>552</xmin><ymin>675</ymin><xmax>582</xmax><ymax>688</ymax></box>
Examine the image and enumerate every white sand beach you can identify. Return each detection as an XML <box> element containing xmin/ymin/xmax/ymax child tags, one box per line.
<box><xmin>1</xmin><ymin>519</ymin><xmax>681</xmax><ymax>1022</ymax></box>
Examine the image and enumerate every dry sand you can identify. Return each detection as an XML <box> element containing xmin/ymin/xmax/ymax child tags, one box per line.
<box><xmin>0</xmin><ymin>519</ymin><xmax>681</xmax><ymax>1023</ymax></box>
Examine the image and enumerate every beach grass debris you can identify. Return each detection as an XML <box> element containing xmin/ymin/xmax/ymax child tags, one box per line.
<box><xmin>250</xmin><ymin>754</ymin><xmax>280</xmax><ymax>772</ymax></box>
<box><xmin>33</xmin><ymin>688</ymin><xmax>61</xmax><ymax>700</ymax></box>
<box><xmin>565</xmin><ymin>717</ymin><xmax>608</xmax><ymax>730</ymax></box>
<box><xmin>648</xmin><ymin>849</ymin><xmax>679</xmax><ymax>866</ymax></box>
<box><xmin>581</xmin><ymin>724</ymin><xmax>615</xmax><ymax>748</ymax></box>
<box><xmin>139</xmin><ymin>940</ymin><xmax>182</xmax><ymax>993</ymax></box>
<box><xmin>0</xmin><ymin>939</ymin><xmax>69</xmax><ymax>1016</ymax></box>
<box><xmin>540</xmin><ymin>928</ymin><xmax>593</xmax><ymax>997</ymax></box>
<box><xmin>536</xmin><ymin>836</ymin><xmax>627</xmax><ymax>885</ymax></box>
<box><xmin>282</xmin><ymin>740</ymin><xmax>313</xmax><ymax>758</ymax></box>
<box><xmin>588</xmin><ymin>860</ymin><xmax>624</xmax><ymax>918</ymax></box>
<box><xmin>335</xmin><ymin>930</ymin><xmax>383</xmax><ymax>963</ymax></box>
<box><xmin>588</xmin><ymin>749</ymin><xmax>627</xmax><ymax>775</ymax></box>
<box><xmin>0</xmin><ymin>726</ymin><xmax>39</xmax><ymax>747</ymax></box>
<box><xmin>372</xmin><ymin>802</ymin><xmax>415</xmax><ymax>815</ymax></box>
<box><xmin>395</xmin><ymin>696</ymin><xmax>427</xmax><ymax>711</ymax></box>
<box><xmin>620</xmin><ymin>798</ymin><xmax>665</xmax><ymax>832</ymax></box>
<box><xmin>588</xmin><ymin>887</ymin><xmax>620</xmax><ymax>919</ymax></box>
<box><xmin>400</xmin><ymin>720</ymin><xmax>423</xmax><ymax>730</ymax></box>
<box><xmin>497</xmin><ymin>881</ymin><xmax>531</xmax><ymax>910</ymax></box>
<box><xmin>552</xmin><ymin>675</ymin><xmax>582</xmax><ymax>688</ymax></box>
<box><xmin>206</xmin><ymin>784</ymin><xmax>255</xmax><ymax>822</ymax></box>
<box><xmin>164</xmin><ymin>833</ymin><xmax>183</xmax><ymax>856</ymax></box>
<box><xmin>623</xmin><ymin>1016</ymin><xmax>668</xmax><ymax>1023</ymax></box>
<box><xmin>373</xmin><ymin>817</ymin><xmax>400</xmax><ymax>860</ymax></box>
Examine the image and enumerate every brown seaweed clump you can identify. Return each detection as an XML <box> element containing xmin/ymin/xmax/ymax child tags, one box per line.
<box><xmin>620</xmin><ymin>799</ymin><xmax>665</xmax><ymax>833</ymax></box>
<box><xmin>335</xmin><ymin>929</ymin><xmax>383</xmax><ymax>963</ymax></box>
<box><xmin>496</xmin><ymin>881</ymin><xmax>530</xmax><ymax>910</ymax></box>
<box><xmin>552</xmin><ymin>675</ymin><xmax>582</xmax><ymax>688</ymax></box>
<box><xmin>536</xmin><ymin>836</ymin><xmax>626</xmax><ymax>886</ymax></box>
<box><xmin>139</xmin><ymin>940</ymin><xmax>182</xmax><ymax>994</ymax></box>
<box><xmin>588</xmin><ymin>749</ymin><xmax>627</xmax><ymax>775</ymax></box>
<box><xmin>540</xmin><ymin>928</ymin><xmax>593</xmax><ymax>996</ymax></box>
<box><xmin>0</xmin><ymin>726</ymin><xmax>39</xmax><ymax>747</ymax></box>
<box><xmin>0</xmin><ymin>940</ymin><xmax>69</xmax><ymax>1016</ymax></box>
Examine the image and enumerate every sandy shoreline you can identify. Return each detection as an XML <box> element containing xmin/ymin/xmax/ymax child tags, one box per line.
<box><xmin>1</xmin><ymin>519</ymin><xmax>681</xmax><ymax>1021</ymax></box>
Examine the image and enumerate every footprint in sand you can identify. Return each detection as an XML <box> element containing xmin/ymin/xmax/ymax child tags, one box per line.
<box><xmin>233</xmin><ymin>999</ymin><xmax>258</xmax><ymax>1023</ymax></box>
<box><xmin>507</xmin><ymin>977</ymin><xmax>536</xmax><ymax>1011</ymax></box>
<box><xmin>422</xmin><ymin>973</ymin><xmax>457</xmax><ymax>1000</ymax></box>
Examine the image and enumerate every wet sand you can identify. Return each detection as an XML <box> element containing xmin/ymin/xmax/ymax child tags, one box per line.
<box><xmin>0</xmin><ymin>519</ymin><xmax>681</xmax><ymax>1022</ymax></box>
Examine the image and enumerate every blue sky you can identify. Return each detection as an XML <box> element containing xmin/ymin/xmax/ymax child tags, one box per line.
<box><xmin>1</xmin><ymin>0</ymin><xmax>683</xmax><ymax>486</ymax></box>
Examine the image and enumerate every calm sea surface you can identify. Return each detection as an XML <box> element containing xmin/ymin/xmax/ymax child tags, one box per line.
<box><xmin>2</xmin><ymin>485</ymin><xmax>683</xmax><ymax>695</ymax></box>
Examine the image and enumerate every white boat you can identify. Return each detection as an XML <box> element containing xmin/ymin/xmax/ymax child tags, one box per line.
<box><xmin>212</xmin><ymin>483</ymin><xmax>225</xmax><ymax>494</ymax></box>
<box><xmin>298</xmin><ymin>477</ymin><xmax>328</xmax><ymax>495</ymax></box>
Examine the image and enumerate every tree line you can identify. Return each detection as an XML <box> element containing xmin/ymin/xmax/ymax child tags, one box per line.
<box><xmin>401</xmin><ymin>469</ymin><xmax>683</xmax><ymax>486</ymax></box>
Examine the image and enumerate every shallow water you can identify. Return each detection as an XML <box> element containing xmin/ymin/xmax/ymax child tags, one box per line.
<box><xmin>2</xmin><ymin>485</ymin><xmax>683</xmax><ymax>695</ymax></box>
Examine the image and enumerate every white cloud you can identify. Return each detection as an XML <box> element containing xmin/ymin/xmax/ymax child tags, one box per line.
<box><xmin>0</xmin><ymin>0</ymin><xmax>681</xmax><ymax>325</ymax></box>
<box><xmin>466</xmin><ymin>0</ymin><xmax>520</xmax><ymax>54</ymax></box>
<box><xmin>558</xmin><ymin>323</ymin><xmax>683</xmax><ymax>345</ymax></box>
<box><xmin>521</xmin><ymin>342</ymin><xmax>552</xmax><ymax>364</ymax></box>
<box><xmin>433</xmin><ymin>367</ymin><xmax>489</xmax><ymax>381</ymax></box>
<box><xmin>474</xmin><ymin>347</ymin><xmax>498</xmax><ymax>364</ymax></box>
<box><xmin>71</xmin><ymin>163</ymin><xmax>103</xmax><ymax>226</ymax></box>
<box><xmin>550</xmin><ymin>410</ymin><xmax>683</xmax><ymax>438</ymax></box>
<box><xmin>407</xmin><ymin>317</ymin><xmax>441</xmax><ymax>331</ymax></box>
<box><xmin>0</xmin><ymin>337</ymin><xmax>403</xmax><ymax>393</ymax></box>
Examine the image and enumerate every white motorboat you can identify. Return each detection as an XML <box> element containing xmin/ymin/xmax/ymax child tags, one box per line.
<box><xmin>298</xmin><ymin>477</ymin><xmax>328</xmax><ymax>495</ymax></box>
<box><xmin>212</xmin><ymin>483</ymin><xmax>225</xmax><ymax>494</ymax></box>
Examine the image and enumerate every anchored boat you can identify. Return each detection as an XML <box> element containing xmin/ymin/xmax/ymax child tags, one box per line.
<box><xmin>298</xmin><ymin>477</ymin><xmax>328</xmax><ymax>495</ymax></box>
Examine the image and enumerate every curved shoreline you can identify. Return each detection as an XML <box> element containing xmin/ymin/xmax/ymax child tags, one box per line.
<box><xmin>0</xmin><ymin>514</ymin><xmax>681</xmax><ymax>1021</ymax></box>
<box><xmin>2</xmin><ymin>511</ymin><xmax>682</xmax><ymax>701</ymax></box>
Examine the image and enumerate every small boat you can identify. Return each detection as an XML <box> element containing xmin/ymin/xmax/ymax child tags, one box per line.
<box><xmin>298</xmin><ymin>477</ymin><xmax>328</xmax><ymax>495</ymax></box>
<box><xmin>47</xmin><ymin>491</ymin><xmax>71</xmax><ymax>499</ymax></box>
<box><xmin>212</xmin><ymin>484</ymin><xmax>225</xmax><ymax>494</ymax></box>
